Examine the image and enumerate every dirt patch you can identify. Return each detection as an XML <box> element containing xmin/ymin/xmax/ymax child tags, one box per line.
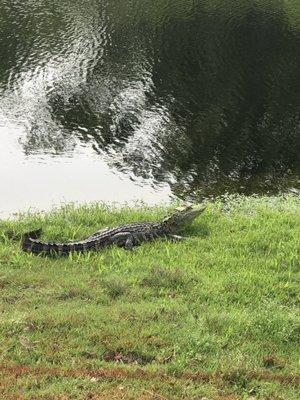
<box><xmin>215</xmin><ymin>396</ymin><xmax>238</xmax><ymax>400</ymax></box>
<box><xmin>0</xmin><ymin>372</ymin><xmax>25</xmax><ymax>400</ymax></box>
<box><xmin>0</xmin><ymin>363</ymin><xmax>299</xmax><ymax>387</ymax></box>
<box><xmin>103</xmin><ymin>351</ymin><xmax>154</xmax><ymax>366</ymax></box>
<box><xmin>262</xmin><ymin>355</ymin><xmax>286</xmax><ymax>370</ymax></box>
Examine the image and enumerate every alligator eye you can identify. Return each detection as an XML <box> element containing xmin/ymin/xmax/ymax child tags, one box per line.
<box><xmin>177</xmin><ymin>204</ymin><xmax>192</xmax><ymax>211</ymax></box>
<box><xmin>183</xmin><ymin>202</ymin><xmax>193</xmax><ymax>208</ymax></box>
<box><xmin>175</xmin><ymin>204</ymin><xmax>190</xmax><ymax>211</ymax></box>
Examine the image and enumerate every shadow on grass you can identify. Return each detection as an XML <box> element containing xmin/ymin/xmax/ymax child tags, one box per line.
<box><xmin>183</xmin><ymin>221</ymin><xmax>210</xmax><ymax>239</ymax></box>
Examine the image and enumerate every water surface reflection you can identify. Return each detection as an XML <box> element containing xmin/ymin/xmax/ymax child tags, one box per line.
<box><xmin>0</xmin><ymin>0</ymin><xmax>299</xmax><ymax>215</ymax></box>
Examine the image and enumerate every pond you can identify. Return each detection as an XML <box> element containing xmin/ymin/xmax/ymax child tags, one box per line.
<box><xmin>0</xmin><ymin>0</ymin><xmax>299</xmax><ymax>216</ymax></box>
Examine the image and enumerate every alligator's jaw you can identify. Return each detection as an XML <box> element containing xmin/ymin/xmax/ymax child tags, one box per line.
<box><xmin>163</xmin><ymin>204</ymin><xmax>206</xmax><ymax>230</ymax></box>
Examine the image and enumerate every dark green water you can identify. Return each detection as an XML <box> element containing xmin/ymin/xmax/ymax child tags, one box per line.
<box><xmin>0</xmin><ymin>0</ymin><xmax>299</xmax><ymax>214</ymax></box>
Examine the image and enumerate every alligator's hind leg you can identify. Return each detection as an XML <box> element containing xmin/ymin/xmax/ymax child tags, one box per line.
<box><xmin>109</xmin><ymin>232</ymin><xmax>143</xmax><ymax>250</ymax></box>
<box><xmin>124</xmin><ymin>235</ymin><xmax>135</xmax><ymax>250</ymax></box>
<box><xmin>108</xmin><ymin>232</ymin><xmax>133</xmax><ymax>250</ymax></box>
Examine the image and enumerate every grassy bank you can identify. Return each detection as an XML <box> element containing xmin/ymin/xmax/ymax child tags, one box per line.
<box><xmin>0</xmin><ymin>195</ymin><xmax>299</xmax><ymax>399</ymax></box>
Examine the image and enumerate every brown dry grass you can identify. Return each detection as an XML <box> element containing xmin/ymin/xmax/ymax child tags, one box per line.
<box><xmin>1</xmin><ymin>363</ymin><xmax>299</xmax><ymax>386</ymax></box>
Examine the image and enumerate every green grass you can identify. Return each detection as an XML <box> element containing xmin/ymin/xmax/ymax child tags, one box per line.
<box><xmin>0</xmin><ymin>195</ymin><xmax>299</xmax><ymax>399</ymax></box>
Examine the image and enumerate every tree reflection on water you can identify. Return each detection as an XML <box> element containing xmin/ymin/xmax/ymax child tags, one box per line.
<box><xmin>0</xmin><ymin>0</ymin><xmax>299</xmax><ymax>198</ymax></box>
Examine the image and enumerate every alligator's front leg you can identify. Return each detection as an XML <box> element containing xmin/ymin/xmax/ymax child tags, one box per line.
<box><xmin>168</xmin><ymin>234</ymin><xmax>187</xmax><ymax>241</ymax></box>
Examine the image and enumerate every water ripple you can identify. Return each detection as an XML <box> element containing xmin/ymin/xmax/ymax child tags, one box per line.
<box><xmin>0</xmin><ymin>0</ymin><xmax>299</xmax><ymax>214</ymax></box>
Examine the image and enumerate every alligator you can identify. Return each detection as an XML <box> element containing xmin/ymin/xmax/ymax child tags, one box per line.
<box><xmin>22</xmin><ymin>204</ymin><xmax>206</xmax><ymax>256</ymax></box>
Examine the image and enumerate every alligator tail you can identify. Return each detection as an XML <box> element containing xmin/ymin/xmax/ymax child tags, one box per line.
<box><xmin>22</xmin><ymin>228</ymin><xmax>43</xmax><ymax>254</ymax></box>
<box><xmin>23</xmin><ymin>228</ymin><xmax>43</xmax><ymax>240</ymax></box>
<box><xmin>22</xmin><ymin>229</ymin><xmax>99</xmax><ymax>256</ymax></box>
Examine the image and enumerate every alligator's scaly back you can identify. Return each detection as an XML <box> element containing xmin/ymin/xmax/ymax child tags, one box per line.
<box><xmin>22</xmin><ymin>204</ymin><xmax>206</xmax><ymax>256</ymax></box>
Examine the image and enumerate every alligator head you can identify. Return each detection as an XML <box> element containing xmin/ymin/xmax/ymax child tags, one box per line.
<box><xmin>163</xmin><ymin>204</ymin><xmax>206</xmax><ymax>231</ymax></box>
